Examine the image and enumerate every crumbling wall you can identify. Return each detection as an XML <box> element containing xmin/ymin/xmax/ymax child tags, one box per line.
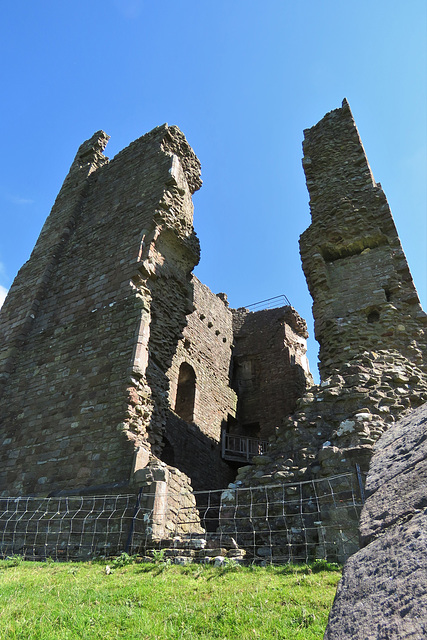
<box><xmin>221</xmin><ymin>101</ymin><xmax>427</xmax><ymax>561</ymax></box>
<box><xmin>231</xmin><ymin>306</ymin><xmax>312</xmax><ymax>439</ymax></box>
<box><xmin>163</xmin><ymin>277</ymin><xmax>237</xmax><ymax>490</ymax></box>
<box><xmin>0</xmin><ymin>462</ymin><xmax>205</xmax><ymax>560</ymax></box>
<box><xmin>235</xmin><ymin>101</ymin><xmax>427</xmax><ymax>485</ymax></box>
<box><xmin>167</xmin><ymin>278</ymin><xmax>237</xmax><ymax>441</ymax></box>
<box><xmin>0</xmin><ymin>125</ymin><xmax>202</xmax><ymax>497</ymax></box>
<box><xmin>300</xmin><ymin>98</ymin><xmax>426</xmax><ymax>379</ymax></box>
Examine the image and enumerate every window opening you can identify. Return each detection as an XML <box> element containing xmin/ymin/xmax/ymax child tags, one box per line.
<box><xmin>159</xmin><ymin>436</ymin><xmax>175</xmax><ymax>466</ymax></box>
<box><xmin>175</xmin><ymin>362</ymin><xmax>196</xmax><ymax>422</ymax></box>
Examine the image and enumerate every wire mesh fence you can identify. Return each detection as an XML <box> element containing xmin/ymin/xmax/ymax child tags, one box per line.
<box><xmin>0</xmin><ymin>471</ymin><xmax>363</xmax><ymax>564</ymax></box>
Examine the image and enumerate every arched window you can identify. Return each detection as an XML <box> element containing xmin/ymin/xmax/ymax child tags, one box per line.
<box><xmin>175</xmin><ymin>362</ymin><xmax>196</xmax><ymax>422</ymax></box>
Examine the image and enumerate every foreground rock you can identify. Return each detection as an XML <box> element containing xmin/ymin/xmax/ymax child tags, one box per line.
<box><xmin>324</xmin><ymin>403</ymin><xmax>427</xmax><ymax>639</ymax></box>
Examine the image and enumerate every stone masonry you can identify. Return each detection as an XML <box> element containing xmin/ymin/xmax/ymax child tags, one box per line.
<box><xmin>300</xmin><ymin>98</ymin><xmax>426</xmax><ymax>379</ymax></box>
<box><xmin>0</xmin><ymin>125</ymin><xmax>204</xmax><ymax>497</ymax></box>
<box><xmin>231</xmin><ymin>306</ymin><xmax>312</xmax><ymax>440</ymax></box>
<box><xmin>163</xmin><ymin>276</ymin><xmax>238</xmax><ymax>490</ymax></box>
<box><xmin>1</xmin><ymin>100</ymin><xmax>424</xmax><ymax>567</ymax></box>
<box><xmin>221</xmin><ymin>100</ymin><xmax>427</xmax><ymax>561</ymax></box>
<box><xmin>0</xmin><ymin>123</ymin><xmax>310</xmax><ymax>550</ymax></box>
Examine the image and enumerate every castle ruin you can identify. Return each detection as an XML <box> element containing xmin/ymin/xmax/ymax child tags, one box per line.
<box><xmin>0</xmin><ymin>100</ymin><xmax>425</xmax><ymax>562</ymax></box>
<box><xmin>0</xmin><ymin>123</ymin><xmax>311</xmax><ymax>501</ymax></box>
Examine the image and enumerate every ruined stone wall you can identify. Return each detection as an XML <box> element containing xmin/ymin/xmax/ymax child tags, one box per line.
<box><xmin>221</xmin><ymin>101</ymin><xmax>427</xmax><ymax>561</ymax></box>
<box><xmin>300</xmin><ymin>98</ymin><xmax>426</xmax><ymax>379</ymax></box>
<box><xmin>0</xmin><ymin>125</ymin><xmax>202</xmax><ymax>497</ymax></box>
<box><xmin>167</xmin><ymin>277</ymin><xmax>237</xmax><ymax>441</ymax></box>
<box><xmin>231</xmin><ymin>306</ymin><xmax>312</xmax><ymax>439</ymax></box>
<box><xmin>162</xmin><ymin>413</ymin><xmax>236</xmax><ymax>491</ymax></box>
<box><xmin>1</xmin><ymin>462</ymin><xmax>205</xmax><ymax>560</ymax></box>
<box><xmin>163</xmin><ymin>277</ymin><xmax>237</xmax><ymax>490</ymax></box>
<box><xmin>0</xmin><ymin>132</ymin><xmax>110</xmax><ymax>394</ymax></box>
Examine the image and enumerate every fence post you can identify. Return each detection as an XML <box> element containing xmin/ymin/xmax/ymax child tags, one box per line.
<box><xmin>355</xmin><ymin>464</ymin><xmax>366</xmax><ymax>504</ymax></box>
<box><xmin>125</xmin><ymin>486</ymin><xmax>143</xmax><ymax>554</ymax></box>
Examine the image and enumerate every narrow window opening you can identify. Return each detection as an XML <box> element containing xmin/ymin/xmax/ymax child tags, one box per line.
<box><xmin>384</xmin><ymin>288</ymin><xmax>392</xmax><ymax>302</ymax></box>
<box><xmin>175</xmin><ymin>362</ymin><xmax>196</xmax><ymax>422</ymax></box>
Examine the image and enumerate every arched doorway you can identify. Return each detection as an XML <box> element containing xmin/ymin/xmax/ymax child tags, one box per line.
<box><xmin>175</xmin><ymin>362</ymin><xmax>196</xmax><ymax>422</ymax></box>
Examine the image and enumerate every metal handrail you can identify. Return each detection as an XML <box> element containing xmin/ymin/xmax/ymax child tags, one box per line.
<box><xmin>244</xmin><ymin>295</ymin><xmax>291</xmax><ymax>312</ymax></box>
<box><xmin>221</xmin><ymin>433</ymin><xmax>269</xmax><ymax>461</ymax></box>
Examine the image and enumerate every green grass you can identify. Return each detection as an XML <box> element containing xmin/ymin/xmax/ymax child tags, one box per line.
<box><xmin>0</xmin><ymin>558</ymin><xmax>341</xmax><ymax>639</ymax></box>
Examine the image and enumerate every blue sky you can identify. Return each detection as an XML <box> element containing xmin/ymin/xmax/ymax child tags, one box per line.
<box><xmin>0</xmin><ymin>1</ymin><xmax>426</xmax><ymax>380</ymax></box>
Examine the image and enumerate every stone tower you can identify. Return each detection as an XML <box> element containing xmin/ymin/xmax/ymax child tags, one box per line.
<box><xmin>225</xmin><ymin>101</ymin><xmax>427</xmax><ymax>561</ymax></box>
<box><xmin>300</xmin><ymin>98</ymin><xmax>426</xmax><ymax>379</ymax></box>
<box><xmin>0</xmin><ymin>125</ymin><xmax>208</xmax><ymax>496</ymax></box>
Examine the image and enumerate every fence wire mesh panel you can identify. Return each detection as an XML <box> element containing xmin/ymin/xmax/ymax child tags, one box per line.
<box><xmin>0</xmin><ymin>495</ymin><xmax>137</xmax><ymax>561</ymax></box>
<box><xmin>213</xmin><ymin>473</ymin><xmax>363</xmax><ymax>564</ymax></box>
<box><xmin>0</xmin><ymin>472</ymin><xmax>363</xmax><ymax>564</ymax></box>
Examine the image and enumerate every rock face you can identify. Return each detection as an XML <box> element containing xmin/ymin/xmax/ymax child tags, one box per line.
<box><xmin>324</xmin><ymin>403</ymin><xmax>427</xmax><ymax>640</ymax></box>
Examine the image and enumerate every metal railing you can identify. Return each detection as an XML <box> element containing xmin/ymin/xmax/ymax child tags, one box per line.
<box><xmin>244</xmin><ymin>295</ymin><xmax>291</xmax><ymax>312</ymax></box>
<box><xmin>221</xmin><ymin>433</ymin><xmax>269</xmax><ymax>462</ymax></box>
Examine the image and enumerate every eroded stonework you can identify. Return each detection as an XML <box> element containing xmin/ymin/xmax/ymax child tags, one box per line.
<box><xmin>300</xmin><ymin>98</ymin><xmax>426</xmax><ymax>378</ymax></box>
<box><xmin>223</xmin><ymin>100</ymin><xmax>427</xmax><ymax>560</ymax></box>
<box><xmin>0</xmin><ymin>101</ymin><xmax>425</xmax><ymax>566</ymax></box>
<box><xmin>0</xmin><ymin>124</ymin><xmax>311</xmax><ymax>503</ymax></box>
<box><xmin>0</xmin><ymin>125</ymin><xmax>203</xmax><ymax>497</ymax></box>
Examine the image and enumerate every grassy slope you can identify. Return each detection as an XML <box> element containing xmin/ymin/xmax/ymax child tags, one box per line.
<box><xmin>0</xmin><ymin>559</ymin><xmax>341</xmax><ymax>639</ymax></box>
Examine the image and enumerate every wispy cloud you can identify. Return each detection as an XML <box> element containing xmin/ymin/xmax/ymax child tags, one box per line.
<box><xmin>7</xmin><ymin>195</ymin><xmax>35</xmax><ymax>205</ymax></box>
<box><xmin>113</xmin><ymin>0</ymin><xmax>143</xmax><ymax>19</ymax></box>
<box><xmin>0</xmin><ymin>186</ymin><xmax>35</xmax><ymax>206</ymax></box>
<box><xmin>0</xmin><ymin>285</ymin><xmax>8</xmax><ymax>309</ymax></box>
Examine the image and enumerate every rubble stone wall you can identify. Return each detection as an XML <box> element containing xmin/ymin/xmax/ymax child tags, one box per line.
<box><xmin>167</xmin><ymin>277</ymin><xmax>237</xmax><ymax>442</ymax></box>
<box><xmin>0</xmin><ymin>463</ymin><xmax>205</xmax><ymax>560</ymax></box>
<box><xmin>163</xmin><ymin>412</ymin><xmax>235</xmax><ymax>491</ymax></box>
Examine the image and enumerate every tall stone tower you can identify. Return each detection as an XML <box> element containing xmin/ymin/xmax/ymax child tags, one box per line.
<box><xmin>300</xmin><ymin>98</ymin><xmax>426</xmax><ymax>379</ymax></box>
<box><xmin>0</xmin><ymin>125</ymin><xmax>206</xmax><ymax>496</ymax></box>
<box><xmin>226</xmin><ymin>100</ymin><xmax>426</xmax><ymax>561</ymax></box>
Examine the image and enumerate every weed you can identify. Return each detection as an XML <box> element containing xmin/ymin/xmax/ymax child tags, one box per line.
<box><xmin>110</xmin><ymin>552</ymin><xmax>137</xmax><ymax>569</ymax></box>
<box><xmin>4</xmin><ymin>554</ymin><xmax>23</xmax><ymax>567</ymax></box>
<box><xmin>311</xmin><ymin>559</ymin><xmax>341</xmax><ymax>572</ymax></box>
<box><xmin>150</xmin><ymin>548</ymin><xmax>166</xmax><ymax>563</ymax></box>
<box><xmin>222</xmin><ymin>557</ymin><xmax>241</xmax><ymax>571</ymax></box>
<box><xmin>293</xmin><ymin>608</ymin><xmax>317</xmax><ymax>629</ymax></box>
